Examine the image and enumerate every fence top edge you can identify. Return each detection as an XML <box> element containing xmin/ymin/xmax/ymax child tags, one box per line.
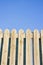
<box><xmin>0</xmin><ymin>29</ymin><xmax>43</xmax><ymax>38</ymax></box>
<box><xmin>0</xmin><ymin>29</ymin><xmax>43</xmax><ymax>32</ymax></box>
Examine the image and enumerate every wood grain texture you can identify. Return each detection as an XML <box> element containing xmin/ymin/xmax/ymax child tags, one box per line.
<box><xmin>26</xmin><ymin>29</ymin><xmax>32</xmax><ymax>65</ymax></box>
<box><xmin>1</xmin><ymin>29</ymin><xmax>10</xmax><ymax>65</ymax></box>
<box><xmin>34</xmin><ymin>30</ymin><xmax>40</xmax><ymax>65</ymax></box>
<box><xmin>18</xmin><ymin>29</ymin><xmax>25</xmax><ymax>65</ymax></box>
<box><xmin>9</xmin><ymin>29</ymin><xmax>17</xmax><ymax>65</ymax></box>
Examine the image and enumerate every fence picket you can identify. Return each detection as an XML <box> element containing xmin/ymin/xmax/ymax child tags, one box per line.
<box><xmin>0</xmin><ymin>29</ymin><xmax>43</xmax><ymax>65</ymax></box>
<box><xmin>1</xmin><ymin>29</ymin><xmax>10</xmax><ymax>65</ymax></box>
<box><xmin>0</xmin><ymin>29</ymin><xmax>3</xmax><ymax>51</ymax></box>
<box><xmin>26</xmin><ymin>29</ymin><xmax>32</xmax><ymax>65</ymax></box>
<box><xmin>34</xmin><ymin>30</ymin><xmax>40</xmax><ymax>65</ymax></box>
<box><xmin>18</xmin><ymin>29</ymin><xmax>25</xmax><ymax>65</ymax></box>
<box><xmin>9</xmin><ymin>29</ymin><xmax>17</xmax><ymax>65</ymax></box>
<box><xmin>41</xmin><ymin>30</ymin><xmax>43</xmax><ymax>64</ymax></box>
<box><xmin>0</xmin><ymin>29</ymin><xmax>3</xmax><ymax>65</ymax></box>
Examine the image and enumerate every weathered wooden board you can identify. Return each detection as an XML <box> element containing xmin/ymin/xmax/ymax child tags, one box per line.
<box><xmin>1</xmin><ymin>29</ymin><xmax>10</xmax><ymax>65</ymax></box>
<box><xmin>0</xmin><ymin>29</ymin><xmax>3</xmax><ymax>51</ymax></box>
<box><xmin>18</xmin><ymin>29</ymin><xmax>25</xmax><ymax>65</ymax></box>
<box><xmin>41</xmin><ymin>30</ymin><xmax>43</xmax><ymax>64</ymax></box>
<box><xmin>9</xmin><ymin>29</ymin><xmax>16</xmax><ymax>65</ymax></box>
<box><xmin>34</xmin><ymin>30</ymin><xmax>40</xmax><ymax>65</ymax></box>
<box><xmin>0</xmin><ymin>29</ymin><xmax>3</xmax><ymax>65</ymax></box>
<box><xmin>26</xmin><ymin>29</ymin><xmax>32</xmax><ymax>65</ymax></box>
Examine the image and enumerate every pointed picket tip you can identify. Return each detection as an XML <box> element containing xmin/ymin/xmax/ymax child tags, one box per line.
<box><xmin>41</xmin><ymin>30</ymin><xmax>43</xmax><ymax>37</ymax></box>
<box><xmin>0</xmin><ymin>29</ymin><xmax>3</xmax><ymax>38</ymax></box>
<box><xmin>4</xmin><ymin>29</ymin><xmax>10</xmax><ymax>33</ymax></box>
<box><xmin>11</xmin><ymin>29</ymin><xmax>17</xmax><ymax>34</ymax></box>
<box><xmin>34</xmin><ymin>29</ymin><xmax>39</xmax><ymax>33</ymax></box>
<box><xmin>11</xmin><ymin>29</ymin><xmax>17</xmax><ymax>38</ymax></box>
<box><xmin>18</xmin><ymin>29</ymin><xmax>24</xmax><ymax>33</ymax></box>
<box><xmin>41</xmin><ymin>30</ymin><xmax>43</xmax><ymax>33</ymax></box>
<box><xmin>18</xmin><ymin>29</ymin><xmax>25</xmax><ymax>38</ymax></box>
<box><xmin>0</xmin><ymin>29</ymin><xmax>2</xmax><ymax>32</ymax></box>
<box><xmin>34</xmin><ymin>29</ymin><xmax>39</xmax><ymax>38</ymax></box>
<box><xmin>26</xmin><ymin>29</ymin><xmax>31</xmax><ymax>38</ymax></box>
<box><xmin>0</xmin><ymin>29</ymin><xmax>3</xmax><ymax>34</ymax></box>
<box><xmin>26</xmin><ymin>29</ymin><xmax>31</xmax><ymax>33</ymax></box>
<box><xmin>4</xmin><ymin>29</ymin><xmax>10</xmax><ymax>37</ymax></box>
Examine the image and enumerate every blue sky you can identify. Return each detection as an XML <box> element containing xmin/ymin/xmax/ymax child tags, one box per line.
<box><xmin>0</xmin><ymin>0</ymin><xmax>43</xmax><ymax>31</ymax></box>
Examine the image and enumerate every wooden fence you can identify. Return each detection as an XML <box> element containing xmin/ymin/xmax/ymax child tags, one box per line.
<box><xmin>0</xmin><ymin>29</ymin><xmax>43</xmax><ymax>65</ymax></box>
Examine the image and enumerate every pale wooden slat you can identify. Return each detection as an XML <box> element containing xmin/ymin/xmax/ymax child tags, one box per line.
<box><xmin>41</xmin><ymin>30</ymin><xmax>43</xmax><ymax>64</ymax></box>
<box><xmin>18</xmin><ymin>29</ymin><xmax>25</xmax><ymax>65</ymax></box>
<box><xmin>0</xmin><ymin>39</ymin><xmax>1</xmax><ymax>52</ymax></box>
<box><xmin>26</xmin><ymin>29</ymin><xmax>32</xmax><ymax>65</ymax></box>
<box><xmin>0</xmin><ymin>29</ymin><xmax>3</xmax><ymax>51</ymax></box>
<box><xmin>34</xmin><ymin>30</ymin><xmax>40</xmax><ymax>65</ymax></box>
<box><xmin>9</xmin><ymin>29</ymin><xmax>17</xmax><ymax>65</ymax></box>
<box><xmin>0</xmin><ymin>29</ymin><xmax>3</xmax><ymax>65</ymax></box>
<box><xmin>0</xmin><ymin>29</ymin><xmax>3</xmax><ymax>38</ymax></box>
<box><xmin>1</xmin><ymin>29</ymin><xmax>10</xmax><ymax>65</ymax></box>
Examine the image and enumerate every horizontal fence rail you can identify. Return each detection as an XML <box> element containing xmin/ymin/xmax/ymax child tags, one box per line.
<box><xmin>0</xmin><ymin>29</ymin><xmax>43</xmax><ymax>65</ymax></box>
